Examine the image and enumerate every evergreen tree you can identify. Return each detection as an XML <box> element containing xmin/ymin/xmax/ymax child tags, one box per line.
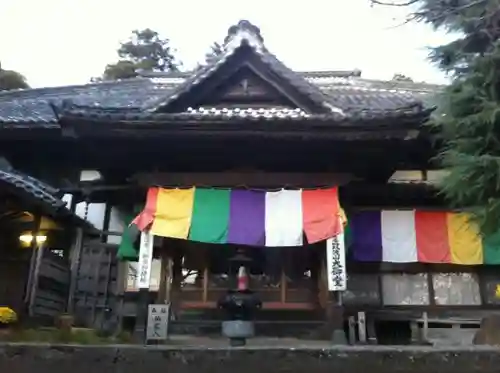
<box><xmin>100</xmin><ymin>28</ymin><xmax>181</xmax><ymax>81</ymax></box>
<box><xmin>0</xmin><ymin>62</ymin><xmax>29</xmax><ymax>91</ymax></box>
<box><xmin>372</xmin><ymin>0</ymin><xmax>499</xmax><ymax>235</ymax></box>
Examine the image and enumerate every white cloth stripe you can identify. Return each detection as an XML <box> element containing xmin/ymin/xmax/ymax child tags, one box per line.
<box><xmin>265</xmin><ymin>190</ymin><xmax>303</xmax><ymax>247</ymax></box>
<box><xmin>381</xmin><ymin>210</ymin><xmax>418</xmax><ymax>263</ymax></box>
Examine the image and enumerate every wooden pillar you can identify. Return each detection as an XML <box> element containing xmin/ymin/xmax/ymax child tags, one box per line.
<box><xmin>165</xmin><ymin>257</ymin><xmax>173</xmax><ymax>304</ymax></box>
<box><xmin>157</xmin><ymin>243</ymin><xmax>167</xmax><ymax>304</ymax></box>
<box><xmin>280</xmin><ymin>267</ymin><xmax>287</xmax><ymax>304</ymax></box>
<box><xmin>28</xmin><ymin>238</ymin><xmax>46</xmax><ymax>317</ymax></box>
<box><xmin>67</xmin><ymin>227</ymin><xmax>84</xmax><ymax>314</ymax></box>
<box><xmin>318</xmin><ymin>252</ymin><xmax>328</xmax><ymax>309</ymax></box>
<box><xmin>23</xmin><ymin>214</ymin><xmax>42</xmax><ymax>317</ymax></box>
<box><xmin>169</xmin><ymin>245</ymin><xmax>183</xmax><ymax>319</ymax></box>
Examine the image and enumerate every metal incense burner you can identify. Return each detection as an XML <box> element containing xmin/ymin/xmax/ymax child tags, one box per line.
<box><xmin>217</xmin><ymin>250</ymin><xmax>261</xmax><ymax>347</ymax></box>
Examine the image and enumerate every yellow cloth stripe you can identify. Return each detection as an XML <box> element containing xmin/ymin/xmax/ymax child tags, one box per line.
<box><xmin>447</xmin><ymin>213</ymin><xmax>483</xmax><ymax>265</ymax></box>
<box><xmin>150</xmin><ymin>188</ymin><xmax>195</xmax><ymax>239</ymax></box>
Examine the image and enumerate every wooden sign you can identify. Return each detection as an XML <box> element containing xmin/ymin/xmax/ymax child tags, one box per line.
<box><xmin>147</xmin><ymin>304</ymin><xmax>170</xmax><ymax>341</ymax></box>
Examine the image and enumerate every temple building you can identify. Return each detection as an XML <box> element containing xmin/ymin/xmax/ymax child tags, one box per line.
<box><xmin>0</xmin><ymin>20</ymin><xmax>494</xmax><ymax>344</ymax></box>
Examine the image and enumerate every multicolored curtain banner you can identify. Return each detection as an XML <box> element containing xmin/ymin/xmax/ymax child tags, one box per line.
<box><xmin>132</xmin><ymin>187</ymin><xmax>343</xmax><ymax>246</ymax></box>
<box><xmin>350</xmin><ymin>210</ymin><xmax>500</xmax><ymax>265</ymax></box>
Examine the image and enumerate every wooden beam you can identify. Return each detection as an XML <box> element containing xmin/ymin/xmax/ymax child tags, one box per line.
<box><xmin>134</xmin><ymin>172</ymin><xmax>355</xmax><ymax>188</ymax></box>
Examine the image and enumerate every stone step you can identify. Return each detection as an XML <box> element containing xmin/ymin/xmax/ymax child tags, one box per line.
<box><xmin>169</xmin><ymin>320</ymin><xmax>324</xmax><ymax>338</ymax></box>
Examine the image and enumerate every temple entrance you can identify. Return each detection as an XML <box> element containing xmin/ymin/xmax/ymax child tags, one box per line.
<box><xmin>172</xmin><ymin>240</ymin><xmax>323</xmax><ymax>311</ymax></box>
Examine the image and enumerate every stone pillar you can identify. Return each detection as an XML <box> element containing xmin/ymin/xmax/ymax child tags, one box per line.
<box><xmin>329</xmin><ymin>292</ymin><xmax>347</xmax><ymax>344</ymax></box>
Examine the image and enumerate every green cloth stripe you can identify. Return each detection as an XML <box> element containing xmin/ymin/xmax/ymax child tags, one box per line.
<box><xmin>189</xmin><ymin>188</ymin><xmax>231</xmax><ymax>244</ymax></box>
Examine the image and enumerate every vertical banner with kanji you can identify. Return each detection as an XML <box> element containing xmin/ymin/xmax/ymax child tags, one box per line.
<box><xmin>326</xmin><ymin>226</ymin><xmax>347</xmax><ymax>291</ymax></box>
<box><xmin>137</xmin><ymin>231</ymin><xmax>154</xmax><ymax>289</ymax></box>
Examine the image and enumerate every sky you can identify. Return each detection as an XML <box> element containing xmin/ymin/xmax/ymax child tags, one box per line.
<box><xmin>0</xmin><ymin>0</ymin><xmax>455</xmax><ymax>88</ymax></box>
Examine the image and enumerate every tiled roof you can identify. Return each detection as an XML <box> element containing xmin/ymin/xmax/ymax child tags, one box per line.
<box><xmin>0</xmin><ymin>20</ymin><xmax>442</xmax><ymax>128</ymax></box>
<box><xmin>0</xmin><ymin>166</ymin><xmax>97</xmax><ymax>231</ymax></box>
<box><xmin>55</xmin><ymin>100</ymin><xmax>430</xmax><ymax>124</ymax></box>
<box><xmin>0</xmin><ymin>168</ymin><xmax>63</xmax><ymax>208</ymax></box>
<box><xmin>0</xmin><ymin>73</ymin><xmax>439</xmax><ymax>128</ymax></box>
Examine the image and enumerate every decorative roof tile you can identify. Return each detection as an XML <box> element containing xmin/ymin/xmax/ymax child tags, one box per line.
<box><xmin>185</xmin><ymin>107</ymin><xmax>310</xmax><ymax>118</ymax></box>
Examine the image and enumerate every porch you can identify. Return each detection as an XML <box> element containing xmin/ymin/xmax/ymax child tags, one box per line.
<box><xmin>0</xmin><ymin>164</ymin><xmax>96</xmax><ymax>324</ymax></box>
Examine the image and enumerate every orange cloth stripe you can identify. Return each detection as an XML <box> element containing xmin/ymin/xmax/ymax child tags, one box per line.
<box><xmin>131</xmin><ymin>187</ymin><xmax>159</xmax><ymax>231</ymax></box>
<box><xmin>302</xmin><ymin>187</ymin><xmax>341</xmax><ymax>244</ymax></box>
<box><xmin>415</xmin><ymin>211</ymin><xmax>451</xmax><ymax>263</ymax></box>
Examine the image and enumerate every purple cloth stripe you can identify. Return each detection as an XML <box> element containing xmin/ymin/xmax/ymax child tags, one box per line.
<box><xmin>228</xmin><ymin>190</ymin><xmax>266</xmax><ymax>246</ymax></box>
<box><xmin>351</xmin><ymin>211</ymin><xmax>383</xmax><ymax>262</ymax></box>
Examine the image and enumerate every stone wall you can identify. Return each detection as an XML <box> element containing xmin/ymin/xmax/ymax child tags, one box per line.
<box><xmin>1</xmin><ymin>344</ymin><xmax>500</xmax><ymax>373</ymax></box>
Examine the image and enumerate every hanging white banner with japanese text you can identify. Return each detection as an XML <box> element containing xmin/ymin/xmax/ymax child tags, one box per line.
<box><xmin>326</xmin><ymin>223</ymin><xmax>347</xmax><ymax>291</ymax></box>
<box><xmin>137</xmin><ymin>231</ymin><xmax>154</xmax><ymax>289</ymax></box>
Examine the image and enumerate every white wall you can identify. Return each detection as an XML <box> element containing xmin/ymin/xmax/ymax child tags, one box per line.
<box><xmin>107</xmin><ymin>207</ymin><xmax>126</xmax><ymax>244</ymax></box>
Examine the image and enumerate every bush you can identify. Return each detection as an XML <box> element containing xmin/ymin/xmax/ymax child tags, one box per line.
<box><xmin>0</xmin><ymin>307</ymin><xmax>17</xmax><ymax>324</ymax></box>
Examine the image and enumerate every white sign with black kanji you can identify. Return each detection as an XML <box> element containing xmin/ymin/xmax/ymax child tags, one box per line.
<box><xmin>326</xmin><ymin>229</ymin><xmax>347</xmax><ymax>291</ymax></box>
<box><xmin>147</xmin><ymin>304</ymin><xmax>170</xmax><ymax>341</ymax></box>
<box><xmin>137</xmin><ymin>231</ymin><xmax>154</xmax><ymax>289</ymax></box>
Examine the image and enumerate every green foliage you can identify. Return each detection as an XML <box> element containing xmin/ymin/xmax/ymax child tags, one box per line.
<box><xmin>102</xmin><ymin>60</ymin><xmax>138</xmax><ymax>81</ymax></box>
<box><xmin>412</xmin><ymin>0</ymin><xmax>490</xmax><ymax>75</ymax></box>
<box><xmin>435</xmin><ymin>42</ymin><xmax>500</xmax><ymax>234</ymax></box>
<box><xmin>0</xmin><ymin>327</ymin><xmax>134</xmax><ymax>344</ymax></box>
<box><xmin>372</xmin><ymin>0</ymin><xmax>500</xmax><ymax>235</ymax></box>
<box><xmin>429</xmin><ymin>0</ymin><xmax>500</xmax><ymax>235</ymax></box>
<box><xmin>0</xmin><ymin>62</ymin><xmax>29</xmax><ymax>91</ymax></box>
<box><xmin>101</xmin><ymin>29</ymin><xmax>181</xmax><ymax>81</ymax></box>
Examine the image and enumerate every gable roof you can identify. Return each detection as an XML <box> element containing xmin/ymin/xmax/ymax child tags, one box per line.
<box><xmin>0</xmin><ymin>20</ymin><xmax>442</xmax><ymax>129</ymax></box>
<box><xmin>145</xmin><ymin>20</ymin><xmax>344</xmax><ymax>115</ymax></box>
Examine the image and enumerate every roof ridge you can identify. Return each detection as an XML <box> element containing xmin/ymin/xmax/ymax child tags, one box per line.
<box><xmin>301</xmin><ymin>70</ymin><xmax>362</xmax><ymax>78</ymax></box>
